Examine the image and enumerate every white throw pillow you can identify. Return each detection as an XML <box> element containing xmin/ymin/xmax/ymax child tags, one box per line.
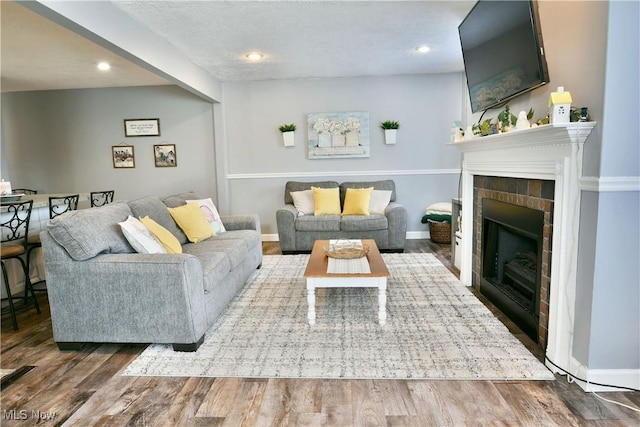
<box><xmin>119</xmin><ymin>215</ymin><xmax>167</xmax><ymax>254</ymax></box>
<box><xmin>290</xmin><ymin>189</ymin><xmax>315</xmax><ymax>216</ymax></box>
<box><xmin>186</xmin><ymin>198</ymin><xmax>226</xmax><ymax>234</ymax></box>
<box><xmin>369</xmin><ymin>190</ymin><xmax>393</xmax><ymax>215</ymax></box>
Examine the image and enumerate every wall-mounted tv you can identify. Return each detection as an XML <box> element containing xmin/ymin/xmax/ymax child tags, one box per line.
<box><xmin>458</xmin><ymin>0</ymin><xmax>549</xmax><ymax>113</ymax></box>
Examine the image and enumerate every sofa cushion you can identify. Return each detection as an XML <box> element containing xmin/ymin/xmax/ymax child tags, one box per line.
<box><xmin>140</xmin><ymin>216</ymin><xmax>182</xmax><ymax>253</ymax></box>
<box><xmin>162</xmin><ymin>192</ymin><xmax>201</xmax><ymax>208</ymax></box>
<box><xmin>340</xmin><ymin>214</ymin><xmax>388</xmax><ymax>232</ymax></box>
<box><xmin>211</xmin><ymin>229</ymin><xmax>261</xmax><ymax>249</ymax></box>
<box><xmin>290</xmin><ymin>190</ymin><xmax>315</xmax><ymax>216</ymax></box>
<box><xmin>295</xmin><ymin>215</ymin><xmax>341</xmax><ymax>232</ymax></box>
<box><xmin>186</xmin><ymin>198</ymin><xmax>226</xmax><ymax>234</ymax></box>
<box><xmin>119</xmin><ymin>215</ymin><xmax>166</xmax><ymax>254</ymax></box>
<box><xmin>182</xmin><ymin>245</ymin><xmax>231</xmax><ymax>292</ymax></box>
<box><xmin>168</xmin><ymin>203</ymin><xmax>214</xmax><ymax>243</ymax></box>
<box><xmin>340</xmin><ymin>180</ymin><xmax>396</xmax><ymax>205</ymax></box>
<box><xmin>47</xmin><ymin>201</ymin><xmax>134</xmax><ymax>261</ymax></box>
<box><xmin>311</xmin><ymin>186</ymin><xmax>341</xmax><ymax>215</ymax></box>
<box><xmin>284</xmin><ymin>181</ymin><xmax>339</xmax><ymax>205</ymax></box>
<box><xmin>128</xmin><ymin>196</ymin><xmax>188</xmax><ymax>245</ymax></box>
<box><xmin>369</xmin><ymin>190</ymin><xmax>393</xmax><ymax>214</ymax></box>
<box><xmin>185</xmin><ymin>237</ymin><xmax>248</xmax><ymax>270</ymax></box>
<box><xmin>342</xmin><ymin>187</ymin><xmax>374</xmax><ymax>215</ymax></box>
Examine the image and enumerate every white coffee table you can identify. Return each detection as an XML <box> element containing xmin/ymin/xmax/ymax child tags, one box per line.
<box><xmin>303</xmin><ymin>239</ymin><xmax>390</xmax><ymax>326</ymax></box>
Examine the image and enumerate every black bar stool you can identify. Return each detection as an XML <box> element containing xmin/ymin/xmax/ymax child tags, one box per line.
<box><xmin>1</xmin><ymin>199</ymin><xmax>41</xmax><ymax>330</ymax></box>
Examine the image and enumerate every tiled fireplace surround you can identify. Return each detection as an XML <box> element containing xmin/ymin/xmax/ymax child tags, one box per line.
<box><xmin>454</xmin><ymin>122</ymin><xmax>596</xmax><ymax>378</ymax></box>
<box><xmin>472</xmin><ymin>176</ymin><xmax>554</xmax><ymax>350</ymax></box>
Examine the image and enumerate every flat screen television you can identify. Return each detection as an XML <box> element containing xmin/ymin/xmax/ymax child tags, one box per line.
<box><xmin>458</xmin><ymin>0</ymin><xmax>549</xmax><ymax>113</ymax></box>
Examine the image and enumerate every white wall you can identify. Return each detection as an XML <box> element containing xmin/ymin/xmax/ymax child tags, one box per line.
<box><xmin>218</xmin><ymin>73</ymin><xmax>464</xmax><ymax>235</ymax></box>
<box><xmin>1</xmin><ymin>85</ymin><xmax>216</xmax><ymax>201</ymax></box>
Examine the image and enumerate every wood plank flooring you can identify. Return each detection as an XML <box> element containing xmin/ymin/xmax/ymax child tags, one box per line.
<box><xmin>1</xmin><ymin>240</ymin><xmax>638</xmax><ymax>426</ymax></box>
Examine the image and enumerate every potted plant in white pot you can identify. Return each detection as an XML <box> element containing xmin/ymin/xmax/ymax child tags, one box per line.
<box><xmin>279</xmin><ymin>123</ymin><xmax>296</xmax><ymax>147</ymax></box>
<box><xmin>380</xmin><ymin>120</ymin><xmax>399</xmax><ymax>145</ymax></box>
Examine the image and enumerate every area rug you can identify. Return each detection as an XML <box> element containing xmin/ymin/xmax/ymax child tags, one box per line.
<box><xmin>122</xmin><ymin>254</ymin><xmax>554</xmax><ymax>380</ymax></box>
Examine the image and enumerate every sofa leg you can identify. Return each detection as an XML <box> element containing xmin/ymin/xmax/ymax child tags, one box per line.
<box><xmin>56</xmin><ymin>342</ymin><xmax>85</xmax><ymax>351</ymax></box>
<box><xmin>172</xmin><ymin>335</ymin><xmax>204</xmax><ymax>352</ymax></box>
<box><xmin>257</xmin><ymin>263</ymin><xmax>262</xmax><ymax>269</ymax></box>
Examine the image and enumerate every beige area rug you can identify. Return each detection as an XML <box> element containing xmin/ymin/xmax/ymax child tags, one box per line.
<box><xmin>122</xmin><ymin>254</ymin><xmax>554</xmax><ymax>381</ymax></box>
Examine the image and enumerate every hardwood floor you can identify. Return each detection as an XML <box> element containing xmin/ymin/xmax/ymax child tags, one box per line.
<box><xmin>1</xmin><ymin>240</ymin><xmax>638</xmax><ymax>426</ymax></box>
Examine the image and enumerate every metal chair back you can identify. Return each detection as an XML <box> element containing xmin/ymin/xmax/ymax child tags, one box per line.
<box><xmin>1</xmin><ymin>199</ymin><xmax>33</xmax><ymax>252</ymax></box>
<box><xmin>90</xmin><ymin>190</ymin><xmax>115</xmax><ymax>207</ymax></box>
<box><xmin>49</xmin><ymin>194</ymin><xmax>79</xmax><ymax>219</ymax></box>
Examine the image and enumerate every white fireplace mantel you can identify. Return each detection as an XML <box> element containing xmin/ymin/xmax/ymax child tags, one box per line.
<box><xmin>452</xmin><ymin>122</ymin><xmax>596</xmax><ymax>381</ymax></box>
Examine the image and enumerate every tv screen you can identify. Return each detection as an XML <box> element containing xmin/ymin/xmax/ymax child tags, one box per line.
<box><xmin>459</xmin><ymin>0</ymin><xmax>549</xmax><ymax>113</ymax></box>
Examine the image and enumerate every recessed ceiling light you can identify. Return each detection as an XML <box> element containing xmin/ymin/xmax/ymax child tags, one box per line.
<box><xmin>97</xmin><ymin>61</ymin><xmax>111</xmax><ymax>71</ymax></box>
<box><xmin>245</xmin><ymin>52</ymin><xmax>264</xmax><ymax>61</ymax></box>
<box><xmin>416</xmin><ymin>45</ymin><xmax>431</xmax><ymax>53</ymax></box>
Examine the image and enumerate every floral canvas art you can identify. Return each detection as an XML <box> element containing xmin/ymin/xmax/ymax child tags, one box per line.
<box><xmin>307</xmin><ymin>112</ymin><xmax>370</xmax><ymax>159</ymax></box>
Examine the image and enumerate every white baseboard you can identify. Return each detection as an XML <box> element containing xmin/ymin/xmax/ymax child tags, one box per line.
<box><xmin>262</xmin><ymin>232</ymin><xmax>431</xmax><ymax>242</ymax></box>
<box><xmin>567</xmin><ymin>357</ymin><xmax>640</xmax><ymax>392</ymax></box>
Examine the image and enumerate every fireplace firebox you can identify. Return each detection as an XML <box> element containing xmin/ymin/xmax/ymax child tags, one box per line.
<box><xmin>481</xmin><ymin>199</ymin><xmax>544</xmax><ymax>342</ymax></box>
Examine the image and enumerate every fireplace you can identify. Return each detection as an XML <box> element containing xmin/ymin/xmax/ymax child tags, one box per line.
<box><xmin>454</xmin><ymin>122</ymin><xmax>596</xmax><ymax>385</ymax></box>
<box><xmin>480</xmin><ymin>198</ymin><xmax>544</xmax><ymax>342</ymax></box>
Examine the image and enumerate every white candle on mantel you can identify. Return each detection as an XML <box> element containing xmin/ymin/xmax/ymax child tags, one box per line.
<box><xmin>0</xmin><ymin>180</ymin><xmax>11</xmax><ymax>195</ymax></box>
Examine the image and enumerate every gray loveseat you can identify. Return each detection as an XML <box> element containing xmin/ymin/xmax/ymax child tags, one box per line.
<box><xmin>276</xmin><ymin>180</ymin><xmax>407</xmax><ymax>253</ymax></box>
<box><xmin>40</xmin><ymin>192</ymin><xmax>262</xmax><ymax>352</ymax></box>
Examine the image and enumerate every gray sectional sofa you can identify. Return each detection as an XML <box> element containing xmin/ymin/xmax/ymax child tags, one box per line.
<box><xmin>276</xmin><ymin>180</ymin><xmax>407</xmax><ymax>253</ymax></box>
<box><xmin>40</xmin><ymin>192</ymin><xmax>262</xmax><ymax>352</ymax></box>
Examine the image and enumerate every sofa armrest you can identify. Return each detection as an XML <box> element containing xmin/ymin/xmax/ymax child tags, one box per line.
<box><xmin>220</xmin><ymin>214</ymin><xmax>261</xmax><ymax>232</ymax></box>
<box><xmin>41</xmin><ymin>231</ymin><xmax>208</xmax><ymax>345</ymax></box>
<box><xmin>276</xmin><ymin>205</ymin><xmax>298</xmax><ymax>252</ymax></box>
<box><xmin>385</xmin><ymin>202</ymin><xmax>408</xmax><ymax>250</ymax></box>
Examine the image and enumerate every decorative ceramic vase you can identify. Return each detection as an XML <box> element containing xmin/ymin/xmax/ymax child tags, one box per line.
<box><xmin>332</xmin><ymin>133</ymin><xmax>346</xmax><ymax>147</ymax></box>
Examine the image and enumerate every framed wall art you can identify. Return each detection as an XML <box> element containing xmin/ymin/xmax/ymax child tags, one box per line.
<box><xmin>307</xmin><ymin>112</ymin><xmax>370</xmax><ymax>159</ymax></box>
<box><xmin>124</xmin><ymin>118</ymin><xmax>161</xmax><ymax>137</ymax></box>
<box><xmin>154</xmin><ymin>144</ymin><xmax>177</xmax><ymax>167</ymax></box>
<box><xmin>111</xmin><ymin>145</ymin><xmax>135</xmax><ymax>168</ymax></box>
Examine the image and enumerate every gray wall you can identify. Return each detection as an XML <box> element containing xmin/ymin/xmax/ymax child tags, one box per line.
<box><xmin>573</xmin><ymin>0</ymin><xmax>640</xmax><ymax>371</ymax></box>
<box><xmin>1</xmin><ymin>85</ymin><xmax>216</xmax><ymax>201</ymax></box>
<box><xmin>217</xmin><ymin>73</ymin><xmax>464</xmax><ymax>236</ymax></box>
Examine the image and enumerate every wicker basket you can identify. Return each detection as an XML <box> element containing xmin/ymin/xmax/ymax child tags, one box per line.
<box><xmin>429</xmin><ymin>221</ymin><xmax>451</xmax><ymax>244</ymax></box>
<box><xmin>323</xmin><ymin>243</ymin><xmax>370</xmax><ymax>259</ymax></box>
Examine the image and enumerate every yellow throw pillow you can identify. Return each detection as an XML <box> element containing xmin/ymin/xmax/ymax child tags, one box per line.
<box><xmin>167</xmin><ymin>203</ymin><xmax>214</xmax><ymax>243</ymax></box>
<box><xmin>311</xmin><ymin>186</ymin><xmax>341</xmax><ymax>215</ymax></box>
<box><xmin>139</xmin><ymin>216</ymin><xmax>182</xmax><ymax>254</ymax></box>
<box><xmin>342</xmin><ymin>187</ymin><xmax>374</xmax><ymax>215</ymax></box>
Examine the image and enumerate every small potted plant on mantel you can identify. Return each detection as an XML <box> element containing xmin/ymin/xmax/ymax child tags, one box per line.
<box><xmin>279</xmin><ymin>123</ymin><xmax>296</xmax><ymax>147</ymax></box>
<box><xmin>380</xmin><ymin>120</ymin><xmax>399</xmax><ymax>145</ymax></box>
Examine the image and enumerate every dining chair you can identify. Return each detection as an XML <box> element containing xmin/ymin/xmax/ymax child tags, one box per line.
<box><xmin>12</xmin><ymin>189</ymin><xmax>37</xmax><ymax>195</ymax></box>
<box><xmin>90</xmin><ymin>190</ymin><xmax>115</xmax><ymax>207</ymax></box>
<box><xmin>26</xmin><ymin>194</ymin><xmax>80</xmax><ymax>293</ymax></box>
<box><xmin>1</xmin><ymin>199</ymin><xmax>41</xmax><ymax>330</ymax></box>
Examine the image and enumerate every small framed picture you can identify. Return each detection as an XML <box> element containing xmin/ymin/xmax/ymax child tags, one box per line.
<box><xmin>112</xmin><ymin>145</ymin><xmax>135</xmax><ymax>168</ymax></box>
<box><xmin>124</xmin><ymin>118</ymin><xmax>161</xmax><ymax>137</ymax></box>
<box><xmin>154</xmin><ymin>144</ymin><xmax>177</xmax><ymax>167</ymax></box>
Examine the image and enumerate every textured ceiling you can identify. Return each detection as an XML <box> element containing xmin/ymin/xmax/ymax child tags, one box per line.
<box><xmin>112</xmin><ymin>0</ymin><xmax>476</xmax><ymax>81</ymax></box>
<box><xmin>0</xmin><ymin>1</ymin><xmax>172</xmax><ymax>92</ymax></box>
<box><xmin>1</xmin><ymin>1</ymin><xmax>476</xmax><ymax>92</ymax></box>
